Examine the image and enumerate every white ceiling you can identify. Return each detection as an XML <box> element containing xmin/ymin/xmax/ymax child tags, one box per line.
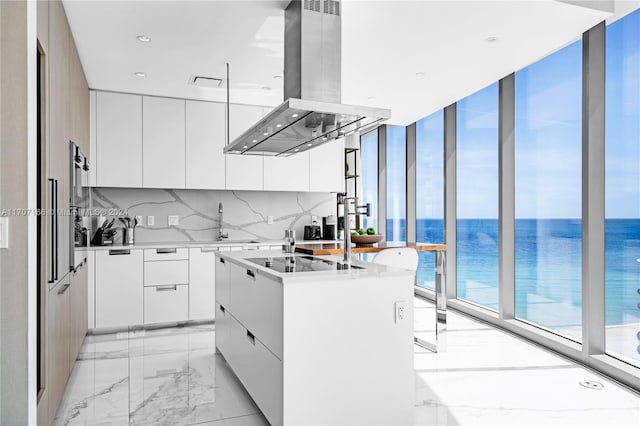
<box><xmin>63</xmin><ymin>0</ymin><xmax>615</xmax><ymax>126</ymax></box>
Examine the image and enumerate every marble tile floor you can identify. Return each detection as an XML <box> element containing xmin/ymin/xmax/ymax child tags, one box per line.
<box><xmin>53</xmin><ymin>298</ymin><xmax>640</xmax><ymax>426</ymax></box>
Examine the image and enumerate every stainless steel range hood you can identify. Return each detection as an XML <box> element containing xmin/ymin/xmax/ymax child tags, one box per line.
<box><xmin>224</xmin><ymin>0</ymin><xmax>391</xmax><ymax>156</ymax></box>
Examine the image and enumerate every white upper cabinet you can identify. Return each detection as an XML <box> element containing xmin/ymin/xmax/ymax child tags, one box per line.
<box><xmin>92</xmin><ymin>93</ymin><xmax>340</xmax><ymax>193</ymax></box>
<box><xmin>186</xmin><ymin>100</ymin><xmax>226</xmax><ymax>189</ymax></box>
<box><xmin>264</xmin><ymin>152</ymin><xmax>310</xmax><ymax>191</ymax></box>
<box><xmin>143</xmin><ymin>96</ymin><xmax>186</xmax><ymax>189</ymax></box>
<box><xmin>309</xmin><ymin>138</ymin><xmax>344</xmax><ymax>192</ymax></box>
<box><xmin>226</xmin><ymin>104</ymin><xmax>264</xmax><ymax>191</ymax></box>
<box><xmin>96</xmin><ymin>92</ymin><xmax>143</xmax><ymax>187</ymax></box>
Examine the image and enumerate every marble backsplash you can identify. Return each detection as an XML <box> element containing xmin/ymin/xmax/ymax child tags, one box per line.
<box><xmin>90</xmin><ymin>188</ymin><xmax>336</xmax><ymax>244</ymax></box>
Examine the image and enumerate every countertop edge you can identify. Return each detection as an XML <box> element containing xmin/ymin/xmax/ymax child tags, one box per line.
<box><xmin>215</xmin><ymin>250</ymin><xmax>416</xmax><ymax>284</ymax></box>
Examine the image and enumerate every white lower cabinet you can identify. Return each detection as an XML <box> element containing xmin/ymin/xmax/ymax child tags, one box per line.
<box><xmin>228</xmin><ymin>313</ymin><xmax>283</xmax><ymax>425</ymax></box>
<box><xmin>143</xmin><ymin>260</ymin><xmax>189</xmax><ymax>286</ymax></box>
<box><xmin>228</xmin><ymin>264</ymin><xmax>283</xmax><ymax>358</ymax></box>
<box><xmin>91</xmin><ymin>245</ymin><xmax>241</xmax><ymax>330</ymax></box>
<box><xmin>214</xmin><ymin>255</ymin><xmax>230</xmax><ymax>308</ymax></box>
<box><xmin>188</xmin><ymin>247</ymin><xmax>216</xmax><ymax>320</ymax></box>
<box><xmin>95</xmin><ymin>249</ymin><xmax>143</xmax><ymax>328</ymax></box>
<box><xmin>143</xmin><ymin>284</ymin><xmax>189</xmax><ymax>324</ymax></box>
<box><xmin>214</xmin><ymin>303</ymin><xmax>231</xmax><ymax>355</ymax></box>
<box><xmin>216</xmin><ymin>259</ymin><xmax>284</xmax><ymax>425</ymax></box>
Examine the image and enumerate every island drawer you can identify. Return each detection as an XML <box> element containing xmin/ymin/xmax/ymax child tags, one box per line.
<box><xmin>143</xmin><ymin>284</ymin><xmax>188</xmax><ymax>324</ymax></box>
<box><xmin>143</xmin><ymin>247</ymin><xmax>189</xmax><ymax>261</ymax></box>
<box><xmin>214</xmin><ymin>256</ymin><xmax>230</xmax><ymax>307</ymax></box>
<box><xmin>215</xmin><ymin>302</ymin><xmax>231</xmax><ymax>356</ymax></box>
<box><xmin>227</xmin><ymin>313</ymin><xmax>283</xmax><ymax>426</ymax></box>
<box><xmin>144</xmin><ymin>260</ymin><xmax>189</xmax><ymax>286</ymax></box>
<box><xmin>228</xmin><ymin>264</ymin><xmax>283</xmax><ymax>359</ymax></box>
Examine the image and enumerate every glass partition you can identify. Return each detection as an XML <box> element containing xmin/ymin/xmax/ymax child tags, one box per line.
<box><xmin>456</xmin><ymin>83</ymin><xmax>499</xmax><ymax>310</ymax></box>
<box><xmin>416</xmin><ymin>111</ymin><xmax>444</xmax><ymax>289</ymax></box>
<box><xmin>515</xmin><ymin>40</ymin><xmax>583</xmax><ymax>341</ymax></box>
<box><xmin>360</xmin><ymin>130</ymin><xmax>379</xmax><ymax>231</ymax></box>
<box><xmin>387</xmin><ymin>126</ymin><xmax>406</xmax><ymax>242</ymax></box>
<box><xmin>605</xmin><ymin>8</ymin><xmax>640</xmax><ymax>366</ymax></box>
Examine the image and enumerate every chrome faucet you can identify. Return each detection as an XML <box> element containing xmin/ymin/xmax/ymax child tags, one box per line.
<box><xmin>217</xmin><ymin>202</ymin><xmax>228</xmax><ymax>240</ymax></box>
<box><xmin>342</xmin><ymin>196</ymin><xmax>371</xmax><ymax>263</ymax></box>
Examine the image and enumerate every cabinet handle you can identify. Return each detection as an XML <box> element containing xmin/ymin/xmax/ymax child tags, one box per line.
<box><xmin>53</xmin><ymin>179</ymin><xmax>58</xmax><ymax>281</ymax></box>
<box><xmin>48</xmin><ymin>178</ymin><xmax>55</xmax><ymax>283</ymax></box>
<box><xmin>201</xmin><ymin>247</ymin><xmax>218</xmax><ymax>253</ymax></box>
<box><xmin>156</xmin><ymin>248</ymin><xmax>177</xmax><ymax>254</ymax></box>
<box><xmin>109</xmin><ymin>249</ymin><xmax>130</xmax><ymax>255</ymax></box>
<box><xmin>219</xmin><ymin>304</ymin><xmax>226</xmax><ymax>313</ymax></box>
<box><xmin>246</xmin><ymin>269</ymin><xmax>255</xmax><ymax>279</ymax></box>
<box><xmin>156</xmin><ymin>285</ymin><xmax>177</xmax><ymax>292</ymax></box>
<box><xmin>57</xmin><ymin>283</ymin><xmax>70</xmax><ymax>295</ymax></box>
<box><xmin>246</xmin><ymin>330</ymin><xmax>255</xmax><ymax>345</ymax></box>
<box><xmin>219</xmin><ymin>257</ymin><xmax>225</xmax><ymax>264</ymax></box>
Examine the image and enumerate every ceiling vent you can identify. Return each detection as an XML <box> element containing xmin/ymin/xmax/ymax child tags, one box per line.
<box><xmin>189</xmin><ymin>75</ymin><xmax>223</xmax><ymax>88</ymax></box>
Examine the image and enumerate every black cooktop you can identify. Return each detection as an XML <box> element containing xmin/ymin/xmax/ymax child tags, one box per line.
<box><xmin>245</xmin><ymin>255</ymin><xmax>364</xmax><ymax>273</ymax></box>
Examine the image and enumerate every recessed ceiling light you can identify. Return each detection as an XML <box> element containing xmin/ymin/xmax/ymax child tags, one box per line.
<box><xmin>294</xmin><ymin>148</ymin><xmax>299</xmax><ymax>152</ymax></box>
<box><xmin>485</xmin><ymin>36</ymin><xmax>498</xmax><ymax>43</ymax></box>
<box><xmin>134</xmin><ymin>72</ymin><xmax>146</xmax><ymax>77</ymax></box>
<box><xmin>292</xmin><ymin>113</ymin><xmax>299</xmax><ymax>118</ymax></box>
<box><xmin>416</xmin><ymin>71</ymin><xmax>425</xmax><ymax>77</ymax></box>
<box><xmin>137</xmin><ymin>35</ymin><xmax>151</xmax><ymax>43</ymax></box>
<box><xmin>252</xmin><ymin>139</ymin><xmax>257</xmax><ymax>143</ymax></box>
<box><xmin>307</xmin><ymin>143</ymin><xmax>312</xmax><ymax>147</ymax></box>
<box><xmin>322</xmin><ymin>137</ymin><xmax>328</xmax><ymax>141</ymax></box>
<box><xmin>276</xmin><ymin>123</ymin><xmax>282</xmax><ymax>128</ymax></box>
<box><xmin>242</xmin><ymin>145</ymin><xmax>248</xmax><ymax>149</ymax></box>
<box><xmin>263</xmin><ymin>132</ymin><xmax>269</xmax><ymax>136</ymax></box>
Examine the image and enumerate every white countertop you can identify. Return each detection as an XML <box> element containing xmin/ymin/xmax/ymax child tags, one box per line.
<box><xmin>86</xmin><ymin>239</ymin><xmax>337</xmax><ymax>251</ymax></box>
<box><xmin>215</xmin><ymin>249</ymin><xmax>415</xmax><ymax>284</ymax></box>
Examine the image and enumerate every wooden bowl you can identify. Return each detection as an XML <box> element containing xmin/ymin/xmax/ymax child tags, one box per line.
<box><xmin>350</xmin><ymin>234</ymin><xmax>384</xmax><ymax>246</ymax></box>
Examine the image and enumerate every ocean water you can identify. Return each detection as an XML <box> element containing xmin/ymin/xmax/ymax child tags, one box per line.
<box><xmin>391</xmin><ymin>218</ymin><xmax>640</xmax><ymax>329</ymax></box>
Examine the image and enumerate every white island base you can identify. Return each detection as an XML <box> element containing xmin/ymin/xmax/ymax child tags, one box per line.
<box><xmin>215</xmin><ymin>250</ymin><xmax>415</xmax><ymax>426</ymax></box>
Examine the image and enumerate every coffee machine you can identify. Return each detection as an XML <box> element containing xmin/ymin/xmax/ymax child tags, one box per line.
<box><xmin>322</xmin><ymin>215</ymin><xmax>337</xmax><ymax>240</ymax></box>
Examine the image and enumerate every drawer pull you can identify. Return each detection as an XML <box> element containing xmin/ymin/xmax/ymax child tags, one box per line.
<box><xmin>219</xmin><ymin>257</ymin><xmax>225</xmax><ymax>264</ymax></box>
<box><xmin>156</xmin><ymin>248</ymin><xmax>177</xmax><ymax>254</ymax></box>
<box><xmin>156</xmin><ymin>285</ymin><xmax>177</xmax><ymax>292</ymax></box>
<box><xmin>57</xmin><ymin>283</ymin><xmax>70</xmax><ymax>295</ymax></box>
<box><xmin>246</xmin><ymin>330</ymin><xmax>256</xmax><ymax>345</ymax></box>
<box><xmin>201</xmin><ymin>247</ymin><xmax>218</xmax><ymax>253</ymax></box>
<box><xmin>246</xmin><ymin>269</ymin><xmax>255</xmax><ymax>279</ymax></box>
<box><xmin>109</xmin><ymin>249</ymin><xmax>130</xmax><ymax>255</ymax></box>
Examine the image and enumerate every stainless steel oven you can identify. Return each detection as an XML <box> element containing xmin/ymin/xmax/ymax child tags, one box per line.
<box><xmin>70</xmin><ymin>141</ymin><xmax>89</xmax><ymax>271</ymax></box>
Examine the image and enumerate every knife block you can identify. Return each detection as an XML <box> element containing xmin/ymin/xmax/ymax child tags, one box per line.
<box><xmin>90</xmin><ymin>228</ymin><xmax>115</xmax><ymax>246</ymax></box>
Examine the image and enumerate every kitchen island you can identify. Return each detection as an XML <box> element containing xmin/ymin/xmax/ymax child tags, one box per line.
<box><xmin>214</xmin><ymin>249</ymin><xmax>415</xmax><ymax>426</ymax></box>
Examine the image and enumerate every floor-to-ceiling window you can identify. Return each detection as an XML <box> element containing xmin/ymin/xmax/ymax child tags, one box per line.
<box><xmin>514</xmin><ymin>40</ymin><xmax>583</xmax><ymax>341</ymax></box>
<box><xmin>416</xmin><ymin>111</ymin><xmax>444</xmax><ymax>289</ymax></box>
<box><xmin>605</xmin><ymin>9</ymin><xmax>640</xmax><ymax>367</ymax></box>
<box><xmin>360</xmin><ymin>130</ymin><xmax>378</xmax><ymax>231</ymax></box>
<box><xmin>456</xmin><ymin>83</ymin><xmax>499</xmax><ymax>309</ymax></box>
<box><xmin>387</xmin><ymin>126</ymin><xmax>406</xmax><ymax>242</ymax></box>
